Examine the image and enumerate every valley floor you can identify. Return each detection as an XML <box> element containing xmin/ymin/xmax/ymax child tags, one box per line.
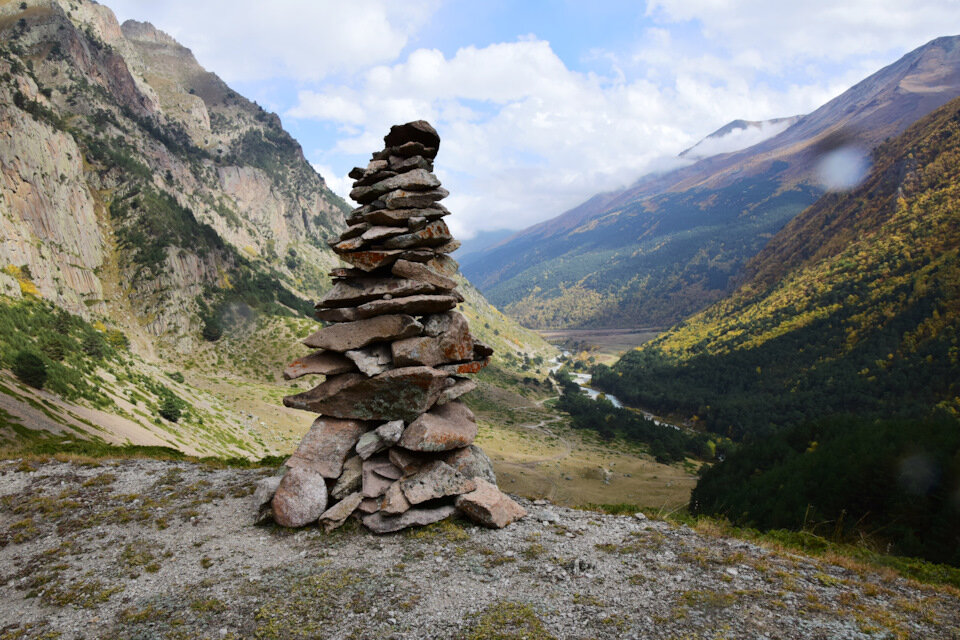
<box><xmin>1</xmin><ymin>459</ymin><xmax>957</xmax><ymax>640</ymax></box>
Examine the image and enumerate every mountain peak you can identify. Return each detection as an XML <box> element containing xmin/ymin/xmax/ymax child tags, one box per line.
<box><xmin>120</xmin><ymin>20</ymin><xmax>181</xmax><ymax>47</ymax></box>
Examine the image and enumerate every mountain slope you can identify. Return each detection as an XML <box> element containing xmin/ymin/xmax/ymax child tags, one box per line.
<box><xmin>462</xmin><ymin>36</ymin><xmax>960</xmax><ymax>329</ymax></box>
<box><xmin>593</xmin><ymin>95</ymin><xmax>960</xmax><ymax>439</ymax></box>
<box><xmin>0</xmin><ymin>0</ymin><xmax>555</xmax><ymax>457</ymax></box>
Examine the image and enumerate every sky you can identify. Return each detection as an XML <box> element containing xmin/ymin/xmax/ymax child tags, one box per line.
<box><xmin>105</xmin><ymin>0</ymin><xmax>960</xmax><ymax>239</ymax></box>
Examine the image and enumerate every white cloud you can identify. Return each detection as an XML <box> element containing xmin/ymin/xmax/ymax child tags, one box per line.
<box><xmin>311</xmin><ymin>164</ymin><xmax>352</xmax><ymax>201</ymax></box>
<box><xmin>105</xmin><ymin>0</ymin><xmax>441</xmax><ymax>83</ymax></box>
<box><xmin>645</xmin><ymin>0</ymin><xmax>960</xmax><ymax>64</ymax></box>
<box><xmin>681</xmin><ymin>119</ymin><xmax>797</xmax><ymax>160</ymax></box>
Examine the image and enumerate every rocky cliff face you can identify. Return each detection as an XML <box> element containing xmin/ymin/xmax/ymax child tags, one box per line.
<box><xmin>0</xmin><ymin>0</ymin><xmax>348</xmax><ymax>347</ymax></box>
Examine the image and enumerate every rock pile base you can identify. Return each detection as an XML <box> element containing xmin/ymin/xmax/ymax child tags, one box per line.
<box><xmin>257</xmin><ymin>121</ymin><xmax>526</xmax><ymax>533</ymax></box>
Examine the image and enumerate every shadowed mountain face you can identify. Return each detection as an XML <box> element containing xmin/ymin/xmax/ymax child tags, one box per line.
<box><xmin>462</xmin><ymin>36</ymin><xmax>960</xmax><ymax>330</ymax></box>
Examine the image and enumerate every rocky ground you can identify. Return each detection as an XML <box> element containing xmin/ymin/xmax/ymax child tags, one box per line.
<box><xmin>0</xmin><ymin>459</ymin><xmax>957</xmax><ymax>640</ymax></box>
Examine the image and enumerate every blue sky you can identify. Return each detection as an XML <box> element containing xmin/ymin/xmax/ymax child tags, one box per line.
<box><xmin>106</xmin><ymin>0</ymin><xmax>960</xmax><ymax>237</ymax></box>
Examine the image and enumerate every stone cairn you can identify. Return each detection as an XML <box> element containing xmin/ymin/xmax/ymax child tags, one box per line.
<box><xmin>254</xmin><ymin>121</ymin><xmax>527</xmax><ymax>534</ymax></box>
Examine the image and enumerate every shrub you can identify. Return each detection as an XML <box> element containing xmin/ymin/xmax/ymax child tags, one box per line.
<box><xmin>158</xmin><ymin>395</ymin><xmax>181</xmax><ymax>423</ymax></box>
<box><xmin>13</xmin><ymin>350</ymin><xmax>47</xmax><ymax>389</ymax></box>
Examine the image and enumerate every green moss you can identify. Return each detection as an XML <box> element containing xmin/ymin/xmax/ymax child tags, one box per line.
<box><xmin>465</xmin><ymin>601</ymin><xmax>556</xmax><ymax>640</ymax></box>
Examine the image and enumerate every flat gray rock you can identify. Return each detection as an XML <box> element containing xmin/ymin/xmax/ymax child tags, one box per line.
<box><xmin>383</xmin><ymin>220</ymin><xmax>453</xmax><ymax>249</ymax></box>
<box><xmin>364</xmin><ymin>207</ymin><xmax>447</xmax><ymax>226</ymax></box>
<box><xmin>316</xmin><ymin>295</ymin><xmax>460</xmax><ymax>323</ymax></box>
<box><xmin>317</xmin><ymin>276</ymin><xmax>437</xmax><ymax>309</ymax></box>
<box><xmin>303</xmin><ymin>314</ymin><xmax>422</xmax><ymax>352</ymax></box>
<box><xmin>285</xmin><ymin>366</ymin><xmax>449</xmax><ymax>422</ymax></box>
<box><xmin>383</xmin><ymin>188</ymin><xmax>448</xmax><ymax>209</ymax></box>
<box><xmin>271</xmin><ymin>467</ymin><xmax>328</xmax><ymax>528</ymax></box>
<box><xmin>391</xmin><ymin>259</ymin><xmax>457</xmax><ymax>290</ymax></box>
<box><xmin>330</xmin><ymin>455</ymin><xmax>362</xmax><ymax>501</ymax></box>
<box><xmin>252</xmin><ymin>476</ymin><xmax>281</xmax><ymax>524</ymax></box>
<box><xmin>283</xmin><ymin>350</ymin><xmax>356</xmax><ymax>380</ymax></box>
<box><xmin>344</xmin><ymin>344</ymin><xmax>392</xmax><ymax>377</ymax></box>
<box><xmin>435</xmin><ymin>377</ymin><xmax>478</xmax><ymax>406</ymax></box>
<box><xmin>442</xmin><ymin>445</ymin><xmax>497</xmax><ymax>485</ymax></box>
<box><xmin>362</xmin><ymin>505</ymin><xmax>457</xmax><ymax>534</ymax></box>
<box><xmin>339</xmin><ymin>249</ymin><xmax>404</xmax><ymax>271</ymax></box>
<box><xmin>318</xmin><ymin>492</ymin><xmax>363</xmax><ymax>532</ymax></box>
<box><xmin>400</xmin><ymin>460</ymin><xmax>476</xmax><ymax>505</ymax></box>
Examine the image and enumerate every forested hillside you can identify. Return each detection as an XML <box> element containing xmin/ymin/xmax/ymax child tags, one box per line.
<box><xmin>594</xmin><ymin>96</ymin><xmax>960</xmax><ymax>440</ymax></box>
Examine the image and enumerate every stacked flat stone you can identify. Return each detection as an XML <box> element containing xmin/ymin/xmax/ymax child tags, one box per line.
<box><xmin>256</xmin><ymin>121</ymin><xmax>526</xmax><ymax>534</ymax></box>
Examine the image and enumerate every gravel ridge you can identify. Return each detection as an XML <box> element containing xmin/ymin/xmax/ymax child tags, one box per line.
<box><xmin>0</xmin><ymin>459</ymin><xmax>957</xmax><ymax>639</ymax></box>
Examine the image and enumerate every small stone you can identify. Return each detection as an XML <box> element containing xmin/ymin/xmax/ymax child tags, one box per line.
<box><xmin>285</xmin><ymin>416</ymin><xmax>370</xmax><ymax>478</ymax></box>
<box><xmin>634</xmin><ymin>512</ymin><xmax>647</xmax><ymax>521</ymax></box>
<box><xmin>365</xmin><ymin>456</ymin><xmax>403</xmax><ymax>480</ymax></box>
<box><xmin>302</xmin><ymin>314</ymin><xmax>422</xmax><ymax>352</ymax></box>
<box><xmin>363</xmin><ymin>207</ymin><xmax>448</xmax><ymax>226</ymax></box>
<box><xmin>339</xmin><ymin>222</ymin><xmax>370</xmax><ymax>240</ymax></box>
<box><xmin>435</xmin><ymin>378</ymin><xmax>478</xmax><ymax>406</ymax></box>
<box><xmin>434</xmin><ymin>238</ymin><xmax>461</xmax><ymax>254</ymax></box>
<box><xmin>540</xmin><ymin>510</ymin><xmax>559</xmax><ymax>524</ymax></box>
<box><xmin>428</xmin><ymin>254</ymin><xmax>459</xmax><ymax>276</ymax></box>
<box><xmin>407</xmin><ymin>216</ymin><xmax>427</xmax><ymax>230</ymax></box>
<box><xmin>271</xmin><ymin>467</ymin><xmax>328</xmax><ymax>528</ymax></box>
<box><xmin>381</xmin><ymin>481</ymin><xmax>412</xmax><ymax>515</ymax></box>
<box><xmin>330</xmin><ymin>455</ymin><xmax>362</xmax><ymax>500</ymax></box>
<box><xmin>398</xmin><ymin>400</ymin><xmax>478</xmax><ymax>452</ymax></box>
<box><xmin>362</xmin><ymin>505</ymin><xmax>457</xmax><ymax>534</ymax></box>
<box><xmin>362</xmin><ymin>457</ymin><xmax>398</xmax><ymax>498</ymax></box>
<box><xmin>356</xmin><ymin>431</ymin><xmax>387</xmax><ymax>460</ymax></box>
<box><xmin>318</xmin><ymin>492</ymin><xmax>364</xmax><ymax>532</ymax></box>
<box><xmin>388</xmin><ymin>154</ymin><xmax>432</xmax><ymax>173</ymax></box>
<box><xmin>375</xmin><ymin>420</ymin><xmax>404</xmax><ymax>445</ymax></box>
<box><xmin>400</xmin><ymin>460</ymin><xmax>476</xmax><ymax>505</ymax></box>
<box><xmin>456</xmin><ymin>479</ymin><xmax>526</xmax><ymax>528</ymax></box>
<box><xmin>388</xmin><ymin>447</ymin><xmax>428</xmax><ymax>475</ymax></box>
<box><xmin>344</xmin><ymin>344</ymin><xmax>392</xmax><ymax>377</ymax></box>
<box><xmin>252</xmin><ymin>476</ymin><xmax>281</xmax><ymax>524</ymax></box>
<box><xmin>359</xmin><ymin>497</ymin><xmax>382</xmax><ymax>514</ymax></box>
<box><xmin>283</xmin><ymin>350</ymin><xmax>356</xmax><ymax>380</ymax></box>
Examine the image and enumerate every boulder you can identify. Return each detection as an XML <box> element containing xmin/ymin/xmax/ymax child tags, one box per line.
<box><xmin>303</xmin><ymin>314</ymin><xmax>422</xmax><ymax>352</ymax></box>
<box><xmin>315</xmin><ymin>294</ymin><xmax>459</xmax><ymax>323</ymax></box>
<box><xmin>362</xmin><ymin>505</ymin><xmax>457</xmax><ymax>534</ymax></box>
<box><xmin>318</xmin><ymin>492</ymin><xmax>364</xmax><ymax>532</ymax></box>
<box><xmin>344</xmin><ymin>344</ymin><xmax>392</xmax><ymax>377</ymax></box>
<box><xmin>381</xmin><ymin>481</ymin><xmax>412</xmax><ymax>515</ymax></box>
<box><xmin>391</xmin><ymin>259</ymin><xmax>457</xmax><ymax>290</ymax></box>
<box><xmin>400</xmin><ymin>460</ymin><xmax>476</xmax><ymax>505</ymax></box>
<box><xmin>252</xmin><ymin>475</ymin><xmax>281</xmax><ymax>524</ymax></box>
<box><xmin>271</xmin><ymin>467</ymin><xmax>328</xmax><ymax>528</ymax></box>
<box><xmin>455</xmin><ymin>479</ymin><xmax>527</xmax><ymax>528</ymax></box>
<box><xmin>330</xmin><ymin>455</ymin><xmax>362</xmax><ymax>500</ymax></box>
<box><xmin>283</xmin><ymin>350</ymin><xmax>356</xmax><ymax>380</ymax></box>
<box><xmin>285</xmin><ymin>416</ymin><xmax>370</xmax><ymax>478</ymax></box>
<box><xmin>442</xmin><ymin>445</ymin><xmax>497</xmax><ymax>485</ymax></box>
<box><xmin>285</xmin><ymin>366</ymin><xmax>449</xmax><ymax>422</ymax></box>
<box><xmin>398</xmin><ymin>400</ymin><xmax>478</xmax><ymax>452</ymax></box>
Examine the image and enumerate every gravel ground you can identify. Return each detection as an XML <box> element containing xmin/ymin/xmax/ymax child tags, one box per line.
<box><xmin>0</xmin><ymin>458</ymin><xmax>957</xmax><ymax>640</ymax></box>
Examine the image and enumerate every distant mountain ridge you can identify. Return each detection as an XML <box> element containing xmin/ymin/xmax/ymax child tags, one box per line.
<box><xmin>462</xmin><ymin>35</ymin><xmax>960</xmax><ymax>329</ymax></box>
<box><xmin>594</xmin><ymin>94</ymin><xmax>960</xmax><ymax>438</ymax></box>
